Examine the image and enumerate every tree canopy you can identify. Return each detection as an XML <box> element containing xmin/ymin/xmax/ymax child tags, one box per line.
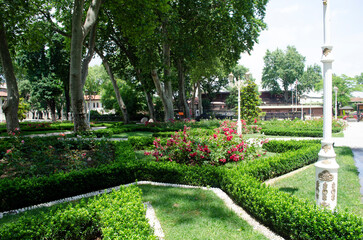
<box><xmin>261</xmin><ymin>46</ymin><xmax>322</xmax><ymax>103</ymax></box>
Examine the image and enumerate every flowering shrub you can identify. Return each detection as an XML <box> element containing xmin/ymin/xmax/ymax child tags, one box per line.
<box><xmin>145</xmin><ymin>120</ymin><xmax>267</xmax><ymax>166</ymax></box>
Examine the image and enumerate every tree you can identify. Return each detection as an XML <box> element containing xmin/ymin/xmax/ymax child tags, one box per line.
<box><xmin>226</xmin><ymin>66</ymin><xmax>261</xmax><ymax>123</ymax></box>
<box><xmin>355</xmin><ymin>73</ymin><xmax>363</xmax><ymax>85</ymax></box>
<box><xmin>0</xmin><ymin>0</ymin><xmax>25</xmax><ymax>132</ymax></box>
<box><xmin>101</xmin><ymin>79</ymin><xmax>145</xmax><ymax>121</ymax></box>
<box><xmin>262</xmin><ymin>46</ymin><xmax>305</xmax><ymax>103</ymax></box>
<box><xmin>315</xmin><ymin>74</ymin><xmax>355</xmax><ymax>108</ymax></box>
<box><xmin>299</xmin><ymin>64</ymin><xmax>322</xmax><ymax>95</ymax></box>
<box><xmin>69</xmin><ymin>0</ymin><xmax>101</xmax><ymax>132</ymax></box>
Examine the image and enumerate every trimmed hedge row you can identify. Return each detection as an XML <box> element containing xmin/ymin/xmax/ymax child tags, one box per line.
<box><xmin>0</xmin><ymin>141</ymin><xmax>221</xmax><ymax>211</ymax></box>
<box><xmin>221</xmin><ymin>173</ymin><xmax>362</xmax><ymax>240</ymax></box>
<box><xmin>0</xmin><ymin>186</ymin><xmax>156</xmax><ymax>240</ymax></box>
<box><xmin>263</xmin><ymin>139</ymin><xmax>321</xmax><ymax>153</ymax></box>
<box><xmin>1</xmin><ymin>140</ymin><xmax>362</xmax><ymax>239</ymax></box>
<box><xmin>261</xmin><ymin>127</ymin><xmax>341</xmax><ymax>137</ymax></box>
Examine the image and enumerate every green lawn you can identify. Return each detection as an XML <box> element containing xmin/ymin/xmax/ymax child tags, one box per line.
<box><xmin>112</xmin><ymin>131</ymin><xmax>153</xmax><ymax>138</ymax></box>
<box><xmin>139</xmin><ymin>185</ymin><xmax>268</xmax><ymax>240</ymax></box>
<box><xmin>270</xmin><ymin>147</ymin><xmax>362</xmax><ymax>216</ymax></box>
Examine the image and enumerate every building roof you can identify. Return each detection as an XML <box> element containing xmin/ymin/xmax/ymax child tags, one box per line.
<box><xmin>84</xmin><ymin>95</ymin><xmax>101</xmax><ymax>101</ymax></box>
<box><xmin>350</xmin><ymin>97</ymin><xmax>363</xmax><ymax>103</ymax></box>
<box><xmin>340</xmin><ymin>106</ymin><xmax>354</xmax><ymax>110</ymax></box>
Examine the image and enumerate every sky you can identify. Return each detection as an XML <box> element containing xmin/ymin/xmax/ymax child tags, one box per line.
<box><xmin>239</xmin><ymin>0</ymin><xmax>363</xmax><ymax>87</ymax></box>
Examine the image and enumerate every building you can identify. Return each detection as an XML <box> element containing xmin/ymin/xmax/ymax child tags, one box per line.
<box><xmin>0</xmin><ymin>84</ymin><xmax>7</xmax><ymax>122</ymax></box>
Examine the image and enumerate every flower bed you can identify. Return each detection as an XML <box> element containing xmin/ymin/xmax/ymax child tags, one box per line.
<box><xmin>0</xmin><ymin>132</ymin><xmax>361</xmax><ymax>239</ymax></box>
<box><xmin>145</xmin><ymin>121</ymin><xmax>265</xmax><ymax>165</ymax></box>
<box><xmin>0</xmin><ymin>135</ymin><xmax>115</xmax><ymax>179</ymax></box>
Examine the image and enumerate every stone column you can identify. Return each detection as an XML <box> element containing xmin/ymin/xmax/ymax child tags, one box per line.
<box><xmin>314</xmin><ymin>0</ymin><xmax>339</xmax><ymax>211</ymax></box>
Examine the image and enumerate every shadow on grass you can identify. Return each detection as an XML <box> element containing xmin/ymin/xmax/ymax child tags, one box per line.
<box><xmin>278</xmin><ymin>187</ymin><xmax>299</xmax><ymax>195</ymax></box>
<box><xmin>140</xmin><ymin>185</ymin><xmax>252</xmax><ymax>228</ymax></box>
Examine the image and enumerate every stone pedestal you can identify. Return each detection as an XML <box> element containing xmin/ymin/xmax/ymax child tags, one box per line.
<box><xmin>315</xmin><ymin>143</ymin><xmax>339</xmax><ymax>210</ymax></box>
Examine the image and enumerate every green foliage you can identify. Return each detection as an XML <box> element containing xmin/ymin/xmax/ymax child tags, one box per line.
<box><xmin>0</xmin><ymin>186</ymin><xmax>156</xmax><ymax>240</ymax></box>
<box><xmin>145</xmin><ymin>122</ymin><xmax>265</xmax><ymax>165</ymax></box>
<box><xmin>0</xmin><ymin>136</ymin><xmax>115</xmax><ymax>179</ymax></box>
<box><xmin>128</xmin><ymin>136</ymin><xmax>154</xmax><ymax>150</ymax></box>
<box><xmin>260</xmin><ymin>118</ymin><xmax>346</xmax><ymax>137</ymax></box>
<box><xmin>17</xmin><ymin>97</ymin><xmax>30</xmax><ymax>121</ymax></box>
<box><xmin>101</xmin><ymin>78</ymin><xmax>145</xmax><ymax>120</ymax></box>
<box><xmin>0</xmin><ymin>128</ymin><xmax>362</xmax><ymax>239</ymax></box>
<box><xmin>315</xmin><ymin>74</ymin><xmax>356</xmax><ymax>107</ymax></box>
<box><xmin>262</xmin><ymin>46</ymin><xmax>321</xmax><ymax>103</ymax></box>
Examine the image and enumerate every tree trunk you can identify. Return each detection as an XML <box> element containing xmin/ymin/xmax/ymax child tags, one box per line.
<box><xmin>49</xmin><ymin>99</ymin><xmax>56</xmax><ymax>122</ymax></box>
<box><xmin>95</xmin><ymin>48</ymin><xmax>129</xmax><ymax>123</ymax></box>
<box><xmin>177</xmin><ymin>58</ymin><xmax>190</xmax><ymax>118</ymax></box>
<box><xmin>0</xmin><ymin>18</ymin><xmax>20</xmax><ymax>133</ymax></box>
<box><xmin>151</xmin><ymin>69</ymin><xmax>174</xmax><ymax>121</ymax></box>
<box><xmin>161</xmin><ymin>19</ymin><xmax>174</xmax><ymax>121</ymax></box>
<box><xmin>197</xmin><ymin>81</ymin><xmax>203</xmax><ymax>115</ymax></box>
<box><xmin>284</xmin><ymin>89</ymin><xmax>289</xmax><ymax>103</ymax></box>
<box><xmin>63</xmin><ymin>78</ymin><xmax>71</xmax><ymax>120</ymax></box>
<box><xmin>136</xmin><ymin>69</ymin><xmax>155</xmax><ymax>121</ymax></box>
<box><xmin>191</xmin><ymin>82</ymin><xmax>197</xmax><ymax>118</ymax></box>
<box><xmin>101</xmin><ymin>56</ymin><xmax>129</xmax><ymax>123</ymax></box>
<box><xmin>69</xmin><ymin>0</ymin><xmax>101</xmax><ymax>132</ymax></box>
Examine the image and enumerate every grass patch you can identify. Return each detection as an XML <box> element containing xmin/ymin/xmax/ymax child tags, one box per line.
<box><xmin>112</xmin><ymin>131</ymin><xmax>153</xmax><ymax>138</ymax></box>
<box><xmin>270</xmin><ymin>147</ymin><xmax>362</xmax><ymax>216</ymax></box>
<box><xmin>139</xmin><ymin>185</ymin><xmax>268</xmax><ymax>240</ymax></box>
<box><xmin>332</xmin><ymin>131</ymin><xmax>344</xmax><ymax>137</ymax></box>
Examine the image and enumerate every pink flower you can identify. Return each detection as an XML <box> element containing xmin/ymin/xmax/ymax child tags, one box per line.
<box><xmin>6</xmin><ymin>149</ymin><xmax>12</xmax><ymax>154</ymax></box>
<box><xmin>21</xmin><ymin>140</ymin><xmax>25</xmax><ymax>144</ymax></box>
<box><xmin>213</xmin><ymin>134</ymin><xmax>217</xmax><ymax>139</ymax></box>
<box><xmin>254</xmin><ymin>118</ymin><xmax>257</xmax><ymax>124</ymax></box>
<box><xmin>226</xmin><ymin>135</ymin><xmax>233</xmax><ymax>141</ymax></box>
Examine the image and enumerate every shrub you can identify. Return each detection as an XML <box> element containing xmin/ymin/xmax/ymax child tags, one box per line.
<box><xmin>0</xmin><ymin>186</ymin><xmax>156</xmax><ymax>240</ymax></box>
<box><xmin>145</xmin><ymin>122</ymin><xmax>266</xmax><ymax>166</ymax></box>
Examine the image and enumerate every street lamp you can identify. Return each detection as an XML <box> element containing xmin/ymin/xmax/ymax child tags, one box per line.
<box><xmin>229</xmin><ymin>72</ymin><xmax>242</xmax><ymax>135</ymax></box>
<box><xmin>334</xmin><ymin>86</ymin><xmax>338</xmax><ymax>120</ymax></box>
<box><xmin>314</xmin><ymin>0</ymin><xmax>339</xmax><ymax>211</ymax></box>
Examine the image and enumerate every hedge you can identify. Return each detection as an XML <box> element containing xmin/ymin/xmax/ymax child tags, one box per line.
<box><xmin>1</xmin><ymin>140</ymin><xmax>362</xmax><ymax>239</ymax></box>
<box><xmin>0</xmin><ymin>186</ymin><xmax>156</xmax><ymax>240</ymax></box>
<box><xmin>260</xmin><ymin>127</ymin><xmax>341</xmax><ymax>137</ymax></box>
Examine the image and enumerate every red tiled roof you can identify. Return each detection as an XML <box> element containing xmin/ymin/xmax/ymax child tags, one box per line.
<box><xmin>84</xmin><ymin>95</ymin><xmax>101</xmax><ymax>101</ymax></box>
<box><xmin>350</xmin><ymin>97</ymin><xmax>363</xmax><ymax>103</ymax></box>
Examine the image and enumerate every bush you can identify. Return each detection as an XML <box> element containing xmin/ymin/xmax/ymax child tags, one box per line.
<box><xmin>0</xmin><ymin>136</ymin><xmax>115</xmax><ymax>179</ymax></box>
<box><xmin>129</xmin><ymin>136</ymin><xmax>154</xmax><ymax>150</ymax></box>
<box><xmin>145</xmin><ymin>123</ymin><xmax>266</xmax><ymax>165</ymax></box>
<box><xmin>0</xmin><ymin>186</ymin><xmax>156</xmax><ymax>240</ymax></box>
<box><xmin>1</xmin><ymin>139</ymin><xmax>362</xmax><ymax>239</ymax></box>
<box><xmin>93</xmin><ymin>129</ymin><xmax>114</xmax><ymax>138</ymax></box>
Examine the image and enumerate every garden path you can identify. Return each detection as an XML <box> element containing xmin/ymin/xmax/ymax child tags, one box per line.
<box><xmin>334</xmin><ymin>122</ymin><xmax>363</xmax><ymax>200</ymax></box>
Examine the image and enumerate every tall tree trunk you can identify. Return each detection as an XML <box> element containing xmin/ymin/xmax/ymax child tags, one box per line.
<box><xmin>102</xmin><ymin>56</ymin><xmax>129</xmax><ymax>123</ymax></box>
<box><xmin>191</xmin><ymin>82</ymin><xmax>197</xmax><ymax>118</ymax></box>
<box><xmin>69</xmin><ymin>0</ymin><xmax>101</xmax><ymax>132</ymax></box>
<box><xmin>161</xmin><ymin>19</ymin><xmax>174</xmax><ymax>121</ymax></box>
<box><xmin>136</xmin><ymin>69</ymin><xmax>155</xmax><ymax>121</ymax></box>
<box><xmin>64</xmin><ymin>82</ymin><xmax>71</xmax><ymax>120</ymax></box>
<box><xmin>0</xmin><ymin>18</ymin><xmax>20</xmax><ymax>133</ymax></box>
<box><xmin>197</xmin><ymin>81</ymin><xmax>203</xmax><ymax>115</ymax></box>
<box><xmin>49</xmin><ymin>99</ymin><xmax>56</xmax><ymax>122</ymax></box>
<box><xmin>151</xmin><ymin>69</ymin><xmax>174</xmax><ymax>121</ymax></box>
<box><xmin>177</xmin><ymin>58</ymin><xmax>190</xmax><ymax>118</ymax></box>
<box><xmin>95</xmin><ymin>49</ymin><xmax>129</xmax><ymax>123</ymax></box>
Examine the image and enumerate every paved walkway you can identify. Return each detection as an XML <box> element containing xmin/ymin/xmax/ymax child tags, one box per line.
<box><xmin>333</xmin><ymin>122</ymin><xmax>363</xmax><ymax>198</ymax></box>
